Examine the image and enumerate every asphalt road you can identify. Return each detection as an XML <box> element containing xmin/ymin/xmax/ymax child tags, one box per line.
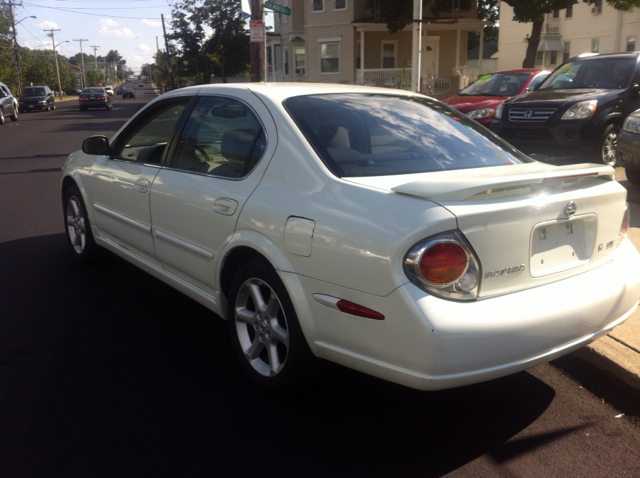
<box><xmin>1</xmin><ymin>84</ymin><xmax>640</xmax><ymax>478</ymax></box>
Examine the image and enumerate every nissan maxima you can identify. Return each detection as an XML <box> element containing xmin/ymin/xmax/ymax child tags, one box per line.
<box><xmin>61</xmin><ymin>83</ymin><xmax>640</xmax><ymax>393</ymax></box>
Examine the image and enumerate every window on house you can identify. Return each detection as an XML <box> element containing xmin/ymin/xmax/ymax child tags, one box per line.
<box><xmin>591</xmin><ymin>38</ymin><xmax>600</xmax><ymax>53</ymax></box>
<box><xmin>592</xmin><ymin>0</ymin><xmax>602</xmax><ymax>13</ymax></box>
<box><xmin>356</xmin><ymin>41</ymin><xmax>361</xmax><ymax>69</ymax></box>
<box><xmin>382</xmin><ymin>41</ymin><xmax>397</xmax><ymax>69</ymax></box>
<box><xmin>566</xmin><ymin>5</ymin><xmax>573</xmax><ymax>18</ymax></box>
<box><xmin>627</xmin><ymin>36</ymin><xmax>636</xmax><ymax>52</ymax></box>
<box><xmin>283</xmin><ymin>47</ymin><xmax>289</xmax><ymax>76</ymax></box>
<box><xmin>553</xmin><ymin>9</ymin><xmax>559</xmax><ymax>18</ymax></box>
<box><xmin>334</xmin><ymin>0</ymin><xmax>347</xmax><ymax>10</ymax></box>
<box><xmin>563</xmin><ymin>41</ymin><xmax>571</xmax><ymax>63</ymax></box>
<box><xmin>536</xmin><ymin>51</ymin><xmax>544</xmax><ymax>66</ymax></box>
<box><xmin>294</xmin><ymin>47</ymin><xmax>305</xmax><ymax>75</ymax></box>
<box><xmin>311</xmin><ymin>0</ymin><xmax>324</xmax><ymax>12</ymax></box>
<box><xmin>550</xmin><ymin>50</ymin><xmax>557</xmax><ymax>65</ymax></box>
<box><xmin>320</xmin><ymin>41</ymin><xmax>340</xmax><ymax>73</ymax></box>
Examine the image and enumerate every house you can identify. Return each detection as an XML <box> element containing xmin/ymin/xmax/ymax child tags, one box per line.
<box><xmin>497</xmin><ymin>0</ymin><xmax>640</xmax><ymax>72</ymax></box>
<box><xmin>266</xmin><ymin>0</ymin><xmax>486</xmax><ymax>98</ymax></box>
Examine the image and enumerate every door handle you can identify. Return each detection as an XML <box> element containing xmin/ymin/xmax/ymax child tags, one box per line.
<box><xmin>134</xmin><ymin>179</ymin><xmax>150</xmax><ymax>193</ymax></box>
<box><xmin>213</xmin><ymin>198</ymin><xmax>238</xmax><ymax>216</ymax></box>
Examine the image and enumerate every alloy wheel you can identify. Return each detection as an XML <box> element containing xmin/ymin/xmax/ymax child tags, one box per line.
<box><xmin>602</xmin><ymin>130</ymin><xmax>618</xmax><ymax>167</ymax></box>
<box><xmin>66</xmin><ymin>196</ymin><xmax>86</xmax><ymax>254</ymax></box>
<box><xmin>233</xmin><ymin>278</ymin><xmax>289</xmax><ymax>377</ymax></box>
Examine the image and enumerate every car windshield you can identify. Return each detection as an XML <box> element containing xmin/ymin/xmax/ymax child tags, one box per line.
<box><xmin>284</xmin><ymin>94</ymin><xmax>531</xmax><ymax>178</ymax></box>
<box><xmin>539</xmin><ymin>57</ymin><xmax>637</xmax><ymax>90</ymax></box>
<box><xmin>22</xmin><ymin>88</ymin><xmax>45</xmax><ymax>97</ymax></box>
<box><xmin>83</xmin><ymin>88</ymin><xmax>104</xmax><ymax>94</ymax></box>
<box><xmin>458</xmin><ymin>73</ymin><xmax>531</xmax><ymax>97</ymax></box>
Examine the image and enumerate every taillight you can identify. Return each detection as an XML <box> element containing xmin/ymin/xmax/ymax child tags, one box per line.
<box><xmin>419</xmin><ymin>242</ymin><xmax>467</xmax><ymax>284</ymax></box>
<box><xmin>404</xmin><ymin>231</ymin><xmax>480</xmax><ymax>301</ymax></box>
<box><xmin>620</xmin><ymin>202</ymin><xmax>630</xmax><ymax>239</ymax></box>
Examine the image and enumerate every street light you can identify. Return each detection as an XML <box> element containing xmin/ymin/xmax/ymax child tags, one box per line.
<box><xmin>11</xmin><ymin>15</ymin><xmax>37</xmax><ymax>94</ymax></box>
<box><xmin>53</xmin><ymin>40</ymin><xmax>69</xmax><ymax>100</ymax></box>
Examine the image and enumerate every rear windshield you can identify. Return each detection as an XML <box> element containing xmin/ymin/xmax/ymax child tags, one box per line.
<box><xmin>83</xmin><ymin>88</ymin><xmax>105</xmax><ymax>94</ymax></box>
<box><xmin>284</xmin><ymin>94</ymin><xmax>531</xmax><ymax>178</ymax></box>
<box><xmin>539</xmin><ymin>57</ymin><xmax>637</xmax><ymax>90</ymax></box>
<box><xmin>459</xmin><ymin>72</ymin><xmax>532</xmax><ymax>97</ymax></box>
<box><xmin>22</xmin><ymin>88</ymin><xmax>46</xmax><ymax>97</ymax></box>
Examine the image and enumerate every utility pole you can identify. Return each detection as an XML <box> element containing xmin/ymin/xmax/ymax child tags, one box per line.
<box><xmin>44</xmin><ymin>28</ymin><xmax>64</xmax><ymax>100</ymax></box>
<box><xmin>160</xmin><ymin>14</ymin><xmax>175</xmax><ymax>90</ymax></box>
<box><xmin>250</xmin><ymin>0</ymin><xmax>264</xmax><ymax>82</ymax></box>
<box><xmin>73</xmin><ymin>38</ymin><xmax>88</xmax><ymax>88</ymax></box>
<box><xmin>8</xmin><ymin>1</ymin><xmax>23</xmax><ymax>94</ymax></box>
<box><xmin>90</xmin><ymin>45</ymin><xmax>100</xmax><ymax>82</ymax></box>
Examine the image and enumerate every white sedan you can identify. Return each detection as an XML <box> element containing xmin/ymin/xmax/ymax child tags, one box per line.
<box><xmin>61</xmin><ymin>83</ymin><xmax>640</xmax><ymax>393</ymax></box>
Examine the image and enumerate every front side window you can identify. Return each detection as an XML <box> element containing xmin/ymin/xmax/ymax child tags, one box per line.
<box><xmin>320</xmin><ymin>41</ymin><xmax>340</xmax><ymax>73</ymax></box>
<box><xmin>170</xmin><ymin>96</ymin><xmax>266</xmax><ymax>179</ymax></box>
<box><xmin>116</xmin><ymin>99</ymin><xmax>189</xmax><ymax>164</ymax></box>
<box><xmin>284</xmin><ymin>94</ymin><xmax>531</xmax><ymax>178</ymax></box>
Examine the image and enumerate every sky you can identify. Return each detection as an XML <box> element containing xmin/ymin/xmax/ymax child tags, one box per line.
<box><xmin>11</xmin><ymin>0</ymin><xmax>272</xmax><ymax>74</ymax></box>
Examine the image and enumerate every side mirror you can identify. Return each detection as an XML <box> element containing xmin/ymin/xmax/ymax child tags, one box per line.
<box><xmin>82</xmin><ymin>135</ymin><xmax>111</xmax><ymax>156</ymax></box>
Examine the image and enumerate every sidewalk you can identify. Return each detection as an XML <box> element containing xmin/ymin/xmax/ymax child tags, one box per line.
<box><xmin>569</xmin><ymin>169</ymin><xmax>640</xmax><ymax>393</ymax></box>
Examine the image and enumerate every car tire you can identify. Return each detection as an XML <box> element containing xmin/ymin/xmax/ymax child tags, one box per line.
<box><xmin>625</xmin><ymin>167</ymin><xmax>640</xmax><ymax>186</ymax></box>
<box><xmin>0</xmin><ymin>109</ymin><xmax>4</xmax><ymax>125</ymax></box>
<box><xmin>227</xmin><ymin>260</ymin><xmax>320</xmax><ymax>393</ymax></box>
<box><xmin>64</xmin><ymin>185</ymin><xmax>99</xmax><ymax>263</ymax></box>
<box><xmin>10</xmin><ymin>108</ymin><xmax>17</xmax><ymax>121</ymax></box>
<box><xmin>52</xmin><ymin>104</ymin><xmax>56</xmax><ymax>111</ymax></box>
<box><xmin>599</xmin><ymin>124</ymin><xmax>620</xmax><ymax>167</ymax></box>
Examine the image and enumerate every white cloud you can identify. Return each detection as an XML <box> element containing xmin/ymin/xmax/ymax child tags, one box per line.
<box><xmin>99</xmin><ymin>19</ymin><xmax>121</xmax><ymax>27</ymax></box>
<box><xmin>98</xmin><ymin>24</ymin><xmax>137</xmax><ymax>39</ymax></box>
<box><xmin>138</xmin><ymin>43</ymin><xmax>150</xmax><ymax>52</ymax></box>
<box><xmin>141</xmin><ymin>19</ymin><xmax>161</xmax><ymax>27</ymax></box>
<box><xmin>36</xmin><ymin>21</ymin><xmax>59</xmax><ymax>30</ymax></box>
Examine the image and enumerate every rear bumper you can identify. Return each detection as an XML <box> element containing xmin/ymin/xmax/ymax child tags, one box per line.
<box><xmin>18</xmin><ymin>103</ymin><xmax>48</xmax><ymax>112</ymax></box>
<box><xmin>617</xmin><ymin>130</ymin><xmax>640</xmax><ymax>170</ymax></box>
<box><xmin>301</xmin><ymin>239</ymin><xmax>640</xmax><ymax>391</ymax></box>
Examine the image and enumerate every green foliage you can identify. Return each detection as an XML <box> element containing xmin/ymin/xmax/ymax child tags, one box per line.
<box><xmin>168</xmin><ymin>0</ymin><xmax>250</xmax><ymax>84</ymax></box>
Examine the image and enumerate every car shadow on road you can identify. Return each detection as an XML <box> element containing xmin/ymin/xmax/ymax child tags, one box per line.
<box><xmin>0</xmin><ymin>234</ymin><xmax>557</xmax><ymax>478</ymax></box>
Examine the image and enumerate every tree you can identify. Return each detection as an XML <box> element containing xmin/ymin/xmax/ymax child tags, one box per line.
<box><xmin>504</xmin><ymin>0</ymin><xmax>640</xmax><ymax>68</ymax></box>
<box><xmin>0</xmin><ymin>2</ymin><xmax>18</xmax><ymax>93</ymax></box>
<box><xmin>468</xmin><ymin>0</ymin><xmax>499</xmax><ymax>51</ymax></box>
<box><xmin>169</xmin><ymin>0</ymin><xmax>249</xmax><ymax>84</ymax></box>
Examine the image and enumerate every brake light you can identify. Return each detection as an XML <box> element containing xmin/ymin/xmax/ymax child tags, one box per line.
<box><xmin>404</xmin><ymin>232</ymin><xmax>481</xmax><ymax>301</ymax></box>
<box><xmin>420</xmin><ymin>242</ymin><xmax>467</xmax><ymax>284</ymax></box>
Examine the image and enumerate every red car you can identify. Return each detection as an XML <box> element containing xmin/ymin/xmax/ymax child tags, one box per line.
<box><xmin>442</xmin><ymin>69</ymin><xmax>551</xmax><ymax>127</ymax></box>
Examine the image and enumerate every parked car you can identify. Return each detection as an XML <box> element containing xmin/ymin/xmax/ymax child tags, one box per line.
<box><xmin>61</xmin><ymin>83</ymin><xmax>640</xmax><ymax>393</ymax></box>
<box><xmin>79</xmin><ymin>87</ymin><xmax>113</xmax><ymax>111</ymax></box>
<box><xmin>116</xmin><ymin>86</ymin><xmax>125</xmax><ymax>95</ymax></box>
<box><xmin>616</xmin><ymin>108</ymin><xmax>640</xmax><ymax>185</ymax></box>
<box><xmin>122</xmin><ymin>88</ymin><xmax>135</xmax><ymax>99</ymax></box>
<box><xmin>104</xmin><ymin>86</ymin><xmax>114</xmax><ymax>96</ymax></box>
<box><xmin>0</xmin><ymin>81</ymin><xmax>19</xmax><ymax>124</ymax></box>
<box><xmin>66</xmin><ymin>89</ymin><xmax>82</xmax><ymax>95</ymax></box>
<box><xmin>18</xmin><ymin>85</ymin><xmax>55</xmax><ymax>112</ymax></box>
<box><xmin>139</xmin><ymin>84</ymin><xmax>144</xmax><ymax>88</ymax></box>
<box><xmin>491</xmin><ymin>52</ymin><xmax>640</xmax><ymax>165</ymax></box>
<box><xmin>442</xmin><ymin>69</ymin><xmax>551</xmax><ymax>127</ymax></box>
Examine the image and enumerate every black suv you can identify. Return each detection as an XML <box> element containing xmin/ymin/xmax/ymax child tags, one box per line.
<box><xmin>0</xmin><ymin>82</ymin><xmax>19</xmax><ymax>124</ymax></box>
<box><xmin>18</xmin><ymin>85</ymin><xmax>55</xmax><ymax>113</ymax></box>
<box><xmin>491</xmin><ymin>52</ymin><xmax>640</xmax><ymax>166</ymax></box>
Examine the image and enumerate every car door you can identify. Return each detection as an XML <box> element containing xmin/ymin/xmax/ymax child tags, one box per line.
<box><xmin>149</xmin><ymin>92</ymin><xmax>275</xmax><ymax>295</ymax></box>
<box><xmin>88</xmin><ymin>97</ymin><xmax>191</xmax><ymax>265</ymax></box>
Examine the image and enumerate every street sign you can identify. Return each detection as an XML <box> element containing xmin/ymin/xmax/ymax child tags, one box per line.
<box><xmin>264</xmin><ymin>1</ymin><xmax>291</xmax><ymax>16</ymax></box>
<box><xmin>250</xmin><ymin>20</ymin><xmax>264</xmax><ymax>43</ymax></box>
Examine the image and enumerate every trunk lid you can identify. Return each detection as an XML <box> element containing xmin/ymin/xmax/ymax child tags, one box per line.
<box><xmin>346</xmin><ymin>163</ymin><xmax>626</xmax><ymax>298</ymax></box>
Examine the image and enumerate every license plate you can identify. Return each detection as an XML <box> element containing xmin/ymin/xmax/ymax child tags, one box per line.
<box><xmin>28</xmin><ymin>105</ymin><xmax>34</xmax><ymax>109</ymax></box>
<box><xmin>530</xmin><ymin>215</ymin><xmax>597</xmax><ymax>277</ymax></box>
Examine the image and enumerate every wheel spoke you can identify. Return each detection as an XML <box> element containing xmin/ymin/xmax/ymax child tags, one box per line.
<box><xmin>235</xmin><ymin>307</ymin><xmax>255</xmax><ymax>324</ymax></box>
<box><xmin>248</xmin><ymin>281</ymin><xmax>268</xmax><ymax>312</ymax></box>
<box><xmin>245</xmin><ymin>336</ymin><xmax>264</xmax><ymax>360</ymax></box>
<box><xmin>265</xmin><ymin>342</ymin><xmax>282</xmax><ymax>373</ymax></box>
<box><xmin>270</xmin><ymin>323</ymin><xmax>288</xmax><ymax>346</ymax></box>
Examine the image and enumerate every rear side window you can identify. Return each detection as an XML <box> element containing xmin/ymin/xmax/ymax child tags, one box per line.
<box><xmin>284</xmin><ymin>94</ymin><xmax>531</xmax><ymax>178</ymax></box>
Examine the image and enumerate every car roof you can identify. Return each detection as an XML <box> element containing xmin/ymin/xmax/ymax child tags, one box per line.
<box><xmin>570</xmin><ymin>51</ymin><xmax>640</xmax><ymax>61</ymax></box>
<box><xmin>161</xmin><ymin>82</ymin><xmax>423</xmax><ymax>103</ymax></box>
<box><xmin>485</xmin><ymin>68</ymin><xmax>550</xmax><ymax>75</ymax></box>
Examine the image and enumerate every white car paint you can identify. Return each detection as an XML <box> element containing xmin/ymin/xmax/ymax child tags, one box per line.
<box><xmin>61</xmin><ymin>83</ymin><xmax>640</xmax><ymax>391</ymax></box>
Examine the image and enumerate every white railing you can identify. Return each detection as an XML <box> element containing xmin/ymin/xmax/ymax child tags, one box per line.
<box><xmin>422</xmin><ymin>76</ymin><xmax>450</xmax><ymax>95</ymax></box>
<box><xmin>267</xmin><ymin>71</ymin><xmax>284</xmax><ymax>82</ymax></box>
